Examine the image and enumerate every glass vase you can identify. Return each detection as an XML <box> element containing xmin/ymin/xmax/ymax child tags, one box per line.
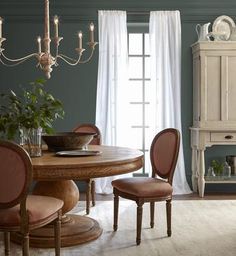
<box><xmin>20</xmin><ymin>127</ymin><xmax>42</xmax><ymax>157</ymax></box>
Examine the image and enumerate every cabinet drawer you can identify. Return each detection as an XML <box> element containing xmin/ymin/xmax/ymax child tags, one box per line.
<box><xmin>210</xmin><ymin>132</ymin><xmax>236</xmax><ymax>142</ymax></box>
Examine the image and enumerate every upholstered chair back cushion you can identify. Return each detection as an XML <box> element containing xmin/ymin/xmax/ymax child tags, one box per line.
<box><xmin>150</xmin><ymin>129</ymin><xmax>180</xmax><ymax>182</ymax></box>
<box><xmin>0</xmin><ymin>141</ymin><xmax>32</xmax><ymax>208</ymax></box>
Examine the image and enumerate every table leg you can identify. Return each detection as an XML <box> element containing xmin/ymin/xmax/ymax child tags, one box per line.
<box><xmin>11</xmin><ymin>180</ymin><xmax>102</xmax><ymax>247</ymax></box>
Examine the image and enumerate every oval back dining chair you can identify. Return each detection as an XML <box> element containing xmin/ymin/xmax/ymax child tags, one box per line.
<box><xmin>73</xmin><ymin>123</ymin><xmax>101</xmax><ymax>214</ymax></box>
<box><xmin>0</xmin><ymin>140</ymin><xmax>64</xmax><ymax>256</ymax></box>
<box><xmin>112</xmin><ymin>128</ymin><xmax>180</xmax><ymax>245</ymax></box>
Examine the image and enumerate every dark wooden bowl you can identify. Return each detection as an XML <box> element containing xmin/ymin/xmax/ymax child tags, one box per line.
<box><xmin>42</xmin><ymin>132</ymin><xmax>96</xmax><ymax>151</ymax></box>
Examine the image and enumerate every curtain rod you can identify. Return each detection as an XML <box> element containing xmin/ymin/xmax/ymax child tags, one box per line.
<box><xmin>97</xmin><ymin>10</ymin><xmax>150</xmax><ymax>15</ymax></box>
<box><xmin>127</xmin><ymin>11</ymin><xmax>150</xmax><ymax>15</ymax></box>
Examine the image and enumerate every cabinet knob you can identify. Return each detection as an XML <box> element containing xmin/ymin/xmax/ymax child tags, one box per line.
<box><xmin>225</xmin><ymin>135</ymin><xmax>233</xmax><ymax>139</ymax></box>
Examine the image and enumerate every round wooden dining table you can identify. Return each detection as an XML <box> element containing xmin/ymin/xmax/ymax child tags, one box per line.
<box><xmin>12</xmin><ymin>145</ymin><xmax>143</xmax><ymax>248</ymax></box>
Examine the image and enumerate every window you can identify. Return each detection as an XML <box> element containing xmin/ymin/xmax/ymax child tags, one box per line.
<box><xmin>127</xmin><ymin>24</ymin><xmax>152</xmax><ymax>176</ymax></box>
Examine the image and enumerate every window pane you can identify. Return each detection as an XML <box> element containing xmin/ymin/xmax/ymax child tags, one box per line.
<box><xmin>145</xmin><ymin>57</ymin><xmax>150</xmax><ymax>78</ymax></box>
<box><xmin>129</xmin><ymin>33</ymin><xmax>143</xmax><ymax>55</ymax></box>
<box><xmin>145</xmin><ymin>151</ymin><xmax>152</xmax><ymax>175</ymax></box>
<box><xmin>128</xmin><ymin>81</ymin><xmax>143</xmax><ymax>102</ymax></box>
<box><xmin>144</xmin><ymin>104</ymin><xmax>152</xmax><ymax>128</ymax></box>
<box><xmin>128</xmin><ymin>57</ymin><xmax>143</xmax><ymax>79</ymax></box>
<box><xmin>145</xmin><ymin>81</ymin><xmax>151</xmax><ymax>102</ymax></box>
<box><xmin>130</xmin><ymin>104</ymin><xmax>143</xmax><ymax>126</ymax></box>
<box><xmin>128</xmin><ymin>127</ymin><xmax>143</xmax><ymax>149</ymax></box>
<box><xmin>144</xmin><ymin>127</ymin><xmax>154</xmax><ymax>150</ymax></box>
<box><xmin>145</xmin><ymin>33</ymin><xmax>150</xmax><ymax>55</ymax></box>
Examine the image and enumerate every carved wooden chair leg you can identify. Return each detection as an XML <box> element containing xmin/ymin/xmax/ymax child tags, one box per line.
<box><xmin>166</xmin><ymin>199</ymin><xmax>172</xmax><ymax>237</ymax></box>
<box><xmin>4</xmin><ymin>232</ymin><xmax>10</xmax><ymax>256</ymax></box>
<box><xmin>86</xmin><ymin>179</ymin><xmax>92</xmax><ymax>214</ymax></box>
<box><xmin>150</xmin><ymin>202</ymin><xmax>155</xmax><ymax>228</ymax></box>
<box><xmin>113</xmin><ymin>192</ymin><xmax>119</xmax><ymax>231</ymax></box>
<box><xmin>22</xmin><ymin>232</ymin><xmax>29</xmax><ymax>256</ymax></box>
<box><xmin>54</xmin><ymin>210</ymin><xmax>62</xmax><ymax>256</ymax></box>
<box><xmin>136</xmin><ymin>201</ymin><xmax>144</xmax><ymax>245</ymax></box>
<box><xmin>91</xmin><ymin>179</ymin><xmax>96</xmax><ymax>207</ymax></box>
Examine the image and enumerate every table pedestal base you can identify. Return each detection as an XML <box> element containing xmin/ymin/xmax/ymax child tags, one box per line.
<box><xmin>11</xmin><ymin>214</ymin><xmax>102</xmax><ymax>248</ymax></box>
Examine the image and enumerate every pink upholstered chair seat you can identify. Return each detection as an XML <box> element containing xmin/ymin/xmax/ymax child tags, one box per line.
<box><xmin>112</xmin><ymin>177</ymin><xmax>173</xmax><ymax>198</ymax></box>
<box><xmin>0</xmin><ymin>195</ymin><xmax>63</xmax><ymax>229</ymax></box>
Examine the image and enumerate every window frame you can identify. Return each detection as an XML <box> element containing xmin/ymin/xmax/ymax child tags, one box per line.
<box><xmin>127</xmin><ymin>23</ymin><xmax>150</xmax><ymax>177</ymax></box>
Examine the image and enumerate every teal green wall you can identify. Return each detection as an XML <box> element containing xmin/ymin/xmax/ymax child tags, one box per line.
<box><xmin>1</xmin><ymin>0</ymin><xmax>236</xmax><ymax>192</ymax></box>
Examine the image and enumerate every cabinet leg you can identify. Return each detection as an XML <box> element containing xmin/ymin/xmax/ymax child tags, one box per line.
<box><xmin>198</xmin><ymin>149</ymin><xmax>205</xmax><ymax>197</ymax></box>
<box><xmin>191</xmin><ymin>147</ymin><xmax>198</xmax><ymax>192</ymax></box>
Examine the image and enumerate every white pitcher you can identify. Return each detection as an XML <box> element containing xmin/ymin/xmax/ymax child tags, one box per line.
<box><xmin>196</xmin><ymin>23</ymin><xmax>211</xmax><ymax>41</ymax></box>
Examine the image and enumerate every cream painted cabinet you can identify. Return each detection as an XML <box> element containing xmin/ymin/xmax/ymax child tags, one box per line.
<box><xmin>190</xmin><ymin>42</ymin><xmax>236</xmax><ymax>197</ymax></box>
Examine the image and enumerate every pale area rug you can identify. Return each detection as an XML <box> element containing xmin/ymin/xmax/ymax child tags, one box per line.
<box><xmin>1</xmin><ymin>200</ymin><xmax>236</xmax><ymax>256</ymax></box>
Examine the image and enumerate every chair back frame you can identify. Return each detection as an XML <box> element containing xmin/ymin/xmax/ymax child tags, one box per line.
<box><xmin>112</xmin><ymin>128</ymin><xmax>180</xmax><ymax>245</ymax></box>
<box><xmin>0</xmin><ymin>140</ymin><xmax>32</xmax><ymax>209</ymax></box>
<box><xmin>0</xmin><ymin>140</ymin><xmax>63</xmax><ymax>256</ymax></box>
<box><xmin>150</xmin><ymin>128</ymin><xmax>180</xmax><ymax>185</ymax></box>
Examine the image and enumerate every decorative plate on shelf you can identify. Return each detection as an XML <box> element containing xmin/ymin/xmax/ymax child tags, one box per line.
<box><xmin>212</xmin><ymin>15</ymin><xmax>236</xmax><ymax>40</ymax></box>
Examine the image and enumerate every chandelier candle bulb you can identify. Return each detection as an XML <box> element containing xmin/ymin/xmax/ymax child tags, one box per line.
<box><xmin>54</xmin><ymin>15</ymin><xmax>59</xmax><ymax>38</ymax></box>
<box><xmin>0</xmin><ymin>17</ymin><xmax>3</xmax><ymax>38</ymax></box>
<box><xmin>89</xmin><ymin>22</ymin><xmax>94</xmax><ymax>43</ymax></box>
<box><xmin>78</xmin><ymin>31</ymin><xmax>83</xmax><ymax>49</ymax></box>
<box><xmin>37</xmin><ymin>36</ymin><xmax>41</xmax><ymax>53</ymax></box>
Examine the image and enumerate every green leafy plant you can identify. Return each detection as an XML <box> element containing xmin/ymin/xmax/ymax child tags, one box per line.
<box><xmin>211</xmin><ymin>160</ymin><xmax>223</xmax><ymax>176</ymax></box>
<box><xmin>0</xmin><ymin>78</ymin><xmax>64</xmax><ymax>140</ymax></box>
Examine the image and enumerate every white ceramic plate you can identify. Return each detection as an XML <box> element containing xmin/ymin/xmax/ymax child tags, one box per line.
<box><xmin>56</xmin><ymin>150</ymin><xmax>102</xmax><ymax>157</ymax></box>
<box><xmin>212</xmin><ymin>15</ymin><xmax>236</xmax><ymax>40</ymax></box>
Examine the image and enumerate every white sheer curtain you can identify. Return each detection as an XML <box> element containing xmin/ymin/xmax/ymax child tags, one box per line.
<box><xmin>95</xmin><ymin>10</ymin><xmax>130</xmax><ymax>194</ymax></box>
<box><xmin>149</xmin><ymin>11</ymin><xmax>192</xmax><ymax>194</ymax></box>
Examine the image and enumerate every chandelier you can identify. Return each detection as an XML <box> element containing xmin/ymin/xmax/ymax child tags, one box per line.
<box><xmin>0</xmin><ymin>0</ymin><xmax>98</xmax><ymax>79</ymax></box>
